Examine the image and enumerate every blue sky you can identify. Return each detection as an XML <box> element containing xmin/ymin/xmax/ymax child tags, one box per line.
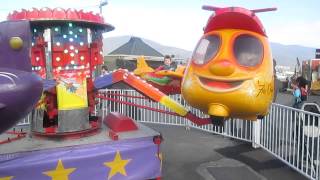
<box><xmin>0</xmin><ymin>0</ymin><xmax>319</xmax><ymax>50</ymax></box>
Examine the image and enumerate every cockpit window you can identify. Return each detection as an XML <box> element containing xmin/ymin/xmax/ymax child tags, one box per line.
<box><xmin>234</xmin><ymin>35</ymin><xmax>263</xmax><ymax>67</ymax></box>
<box><xmin>192</xmin><ymin>35</ymin><xmax>220</xmax><ymax>65</ymax></box>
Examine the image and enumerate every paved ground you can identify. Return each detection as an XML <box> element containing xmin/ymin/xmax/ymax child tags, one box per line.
<box><xmin>146</xmin><ymin>123</ymin><xmax>307</xmax><ymax>180</ymax></box>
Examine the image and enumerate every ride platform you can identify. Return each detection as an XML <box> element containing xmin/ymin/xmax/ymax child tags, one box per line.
<box><xmin>0</xmin><ymin>121</ymin><xmax>162</xmax><ymax>180</ymax></box>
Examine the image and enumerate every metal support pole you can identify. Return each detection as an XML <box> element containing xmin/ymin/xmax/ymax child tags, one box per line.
<box><xmin>252</xmin><ymin>119</ymin><xmax>261</xmax><ymax>148</ymax></box>
<box><xmin>99</xmin><ymin>0</ymin><xmax>108</xmax><ymax>14</ymax></box>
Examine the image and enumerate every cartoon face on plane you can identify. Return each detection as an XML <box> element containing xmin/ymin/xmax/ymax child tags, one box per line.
<box><xmin>182</xmin><ymin>6</ymin><xmax>275</xmax><ymax>121</ymax></box>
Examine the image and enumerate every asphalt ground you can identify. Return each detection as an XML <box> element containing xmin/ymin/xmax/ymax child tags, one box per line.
<box><xmin>146</xmin><ymin>123</ymin><xmax>307</xmax><ymax>180</ymax></box>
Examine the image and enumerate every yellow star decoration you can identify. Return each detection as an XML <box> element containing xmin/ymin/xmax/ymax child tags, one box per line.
<box><xmin>43</xmin><ymin>159</ymin><xmax>76</xmax><ymax>180</ymax></box>
<box><xmin>104</xmin><ymin>151</ymin><xmax>132</xmax><ymax>180</ymax></box>
<box><xmin>156</xmin><ymin>153</ymin><xmax>163</xmax><ymax>171</ymax></box>
<box><xmin>0</xmin><ymin>176</ymin><xmax>13</xmax><ymax>180</ymax></box>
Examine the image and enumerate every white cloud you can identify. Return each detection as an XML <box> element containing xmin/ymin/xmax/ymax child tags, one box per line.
<box><xmin>268</xmin><ymin>21</ymin><xmax>320</xmax><ymax>48</ymax></box>
<box><xmin>103</xmin><ymin>6</ymin><xmax>208</xmax><ymax>51</ymax></box>
<box><xmin>1</xmin><ymin>1</ymin><xmax>319</xmax><ymax>50</ymax></box>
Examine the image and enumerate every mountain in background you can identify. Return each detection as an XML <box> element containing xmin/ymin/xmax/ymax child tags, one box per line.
<box><xmin>103</xmin><ymin>35</ymin><xmax>316</xmax><ymax>67</ymax></box>
<box><xmin>103</xmin><ymin>36</ymin><xmax>192</xmax><ymax>59</ymax></box>
<box><xmin>270</xmin><ymin>43</ymin><xmax>315</xmax><ymax>66</ymax></box>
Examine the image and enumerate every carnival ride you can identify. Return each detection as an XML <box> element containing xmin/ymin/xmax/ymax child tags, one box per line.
<box><xmin>182</xmin><ymin>6</ymin><xmax>276</xmax><ymax>122</ymax></box>
<box><xmin>129</xmin><ymin>6</ymin><xmax>277</xmax><ymax>124</ymax></box>
<box><xmin>0</xmin><ymin>8</ymin><xmax>162</xmax><ymax>180</ymax></box>
<box><xmin>132</xmin><ymin>56</ymin><xmax>185</xmax><ymax>95</ymax></box>
<box><xmin>0</xmin><ymin>20</ymin><xmax>42</xmax><ymax>133</ymax></box>
<box><xmin>302</xmin><ymin>58</ymin><xmax>320</xmax><ymax>95</ymax></box>
<box><xmin>0</xmin><ymin>5</ymin><xmax>276</xmax><ymax>180</ymax></box>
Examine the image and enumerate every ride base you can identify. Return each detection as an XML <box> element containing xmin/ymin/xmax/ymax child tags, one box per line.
<box><xmin>0</xmin><ymin>121</ymin><xmax>161</xmax><ymax>180</ymax></box>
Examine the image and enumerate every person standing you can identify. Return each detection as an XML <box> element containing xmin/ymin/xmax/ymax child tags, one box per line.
<box><xmin>291</xmin><ymin>81</ymin><xmax>302</xmax><ymax>108</ymax></box>
<box><xmin>296</xmin><ymin>76</ymin><xmax>308</xmax><ymax>101</ymax></box>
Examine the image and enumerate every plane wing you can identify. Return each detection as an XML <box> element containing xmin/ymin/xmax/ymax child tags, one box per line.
<box><xmin>94</xmin><ymin>69</ymin><xmax>211</xmax><ymax>126</ymax></box>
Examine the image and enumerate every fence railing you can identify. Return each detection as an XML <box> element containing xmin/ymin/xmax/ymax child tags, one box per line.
<box><xmin>260</xmin><ymin>103</ymin><xmax>320</xmax><ymax>180</ymax></box>
<box><xmin>98</xmin><ymin>89</ymin><xmax>254</xmax><ymax>141</ymax></box>
<box><xmin>97</xmin><ymin>89</ymin><xmax>320</xmax><ymax>180</ymax></box>
<box><xmin>17</xmin><ymin>89</ymin><xmax>320</xmax><ymax>180</ymax></box>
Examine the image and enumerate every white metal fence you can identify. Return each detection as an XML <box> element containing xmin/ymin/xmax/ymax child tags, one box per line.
<box><xmin>18</xmin><ymin>89</ymin><xmax>320</xmax><ymax>179</ymax></box>
<box><xmin>260</xmin><ymin>103</ymin><xmax>320</xmax><ymax>180</ymax></box>
<box><xmin>97</xmin><ymin>89</ymin><xmax>320</xmax><ymax>180</ymax></box>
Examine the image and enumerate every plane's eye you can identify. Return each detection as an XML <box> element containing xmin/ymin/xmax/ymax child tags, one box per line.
<box><xmin>192</xmin><ymin>35</ymin><xmax>220</xmax><ymax>65</ymax></box>
<box><xmin>234</xmin><ymin>35</ymin><xmax>263</xmax><ymax>67</ymax></box>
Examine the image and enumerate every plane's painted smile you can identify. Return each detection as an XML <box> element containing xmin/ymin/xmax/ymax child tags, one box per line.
<box><xmin>196</xmin><ymin>75</ymin><xmax>247</xmax><ymax>92</ymax></box>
